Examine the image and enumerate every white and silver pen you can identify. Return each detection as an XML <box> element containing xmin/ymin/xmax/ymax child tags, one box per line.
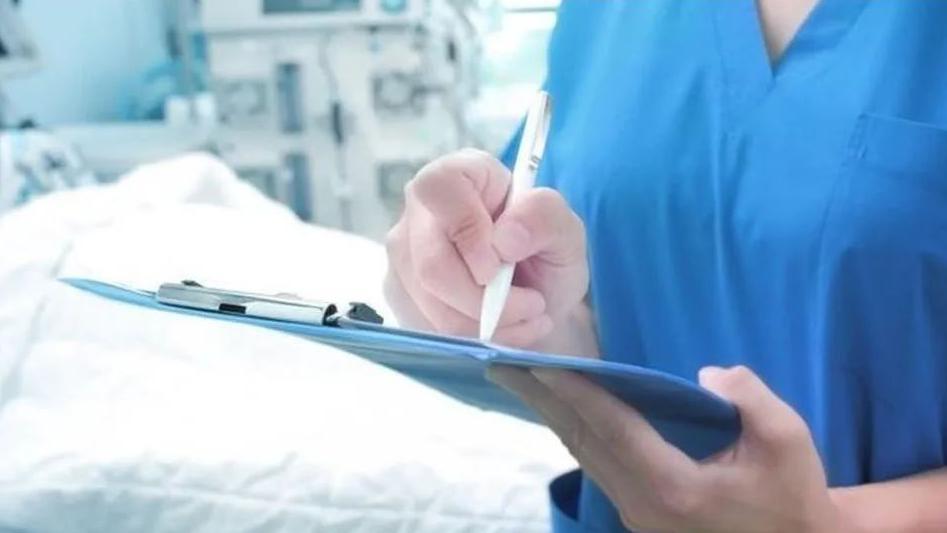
<box><xmin>479</xmin><ymin>91</ymin><xmax>553</xmax><ymax>342</ymax></box>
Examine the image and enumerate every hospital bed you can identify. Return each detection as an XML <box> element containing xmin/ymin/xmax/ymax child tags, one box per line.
<box><xmin>0</xmin><ymin>154</ymin><xmax>575</xmax><ymax>532</ymax></box>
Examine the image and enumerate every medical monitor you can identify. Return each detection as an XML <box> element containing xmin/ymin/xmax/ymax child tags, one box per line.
<box><xmin>0</xmin><ymin>0</ymin><xmax>39</xmax><ymax>79</ymax></box>
<box><xmin>201</xmin><ymin>0</ymin><xmax>423</xmax><ymax>33</ymax></box>
<box><xmin>263</xmin><ymin>0</ymin><xmax>362</xmax><ymax>14</ymax></box>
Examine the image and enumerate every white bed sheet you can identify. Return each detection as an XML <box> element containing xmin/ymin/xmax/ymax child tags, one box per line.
<box><xmin>0</xmin><ymin>154</ymin><xmax>574</xmax><ymax>533</ymax></box>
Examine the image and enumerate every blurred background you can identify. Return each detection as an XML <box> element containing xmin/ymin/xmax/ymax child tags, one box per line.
<box><xmin>0</xmin><ymin>0</ymin><xmax>558</xmax><ymax>239</ymax></box>
<box><xmin>0</xmin><ymin>7</ymin><xmax>578</xmax><ymax>529</ymax></box>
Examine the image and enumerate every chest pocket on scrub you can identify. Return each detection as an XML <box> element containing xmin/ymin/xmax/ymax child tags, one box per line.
<box><xmin>824</xmin><ymin>113</ymin><xmax>947</xmax><ymax>255</ymax></box>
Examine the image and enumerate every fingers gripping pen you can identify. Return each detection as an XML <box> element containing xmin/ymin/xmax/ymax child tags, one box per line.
<box><xmin>479</xmin><ymin>91</ymin><xmax>553</xmax><ymax>342</ymax></box>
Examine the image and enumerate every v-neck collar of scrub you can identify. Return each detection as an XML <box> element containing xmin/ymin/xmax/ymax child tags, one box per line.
<box><xmin>713</xmin><ymin>0</ymin><xmax>869</xmax><ymax>125</ymax></box>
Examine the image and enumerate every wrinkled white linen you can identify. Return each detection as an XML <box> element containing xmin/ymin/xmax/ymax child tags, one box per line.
<box><xmin>0</xmin><ymin>154</ymin><xmax>574</xmax><ymax>533</ymax></box>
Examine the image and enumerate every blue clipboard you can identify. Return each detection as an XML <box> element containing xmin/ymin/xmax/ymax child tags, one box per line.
<box><xmin>62</xmin><ymin>278</ymin><xmax>741</xmax><ymax>460</ymax></box>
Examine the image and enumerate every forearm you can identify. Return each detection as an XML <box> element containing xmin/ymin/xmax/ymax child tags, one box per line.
<box><xmin>831</xmin><ymin>468</ymin><xmax>947</xmax><ymax>533</ymax></box>
<box><xmin>532</xmin><ymin>302</ymin><xmax>600</xmax><ymax>357</ymax></box>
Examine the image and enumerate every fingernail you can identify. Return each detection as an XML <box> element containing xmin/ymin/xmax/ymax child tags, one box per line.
<box><xmin>698</xmin><ymin>366</ymin><xmax>724</xmax><ymax>384</ymax></box>
<box><xmin>493</xmin><ymin>220</ymin><xmax>531</xmax><ymax>259</ymax></box>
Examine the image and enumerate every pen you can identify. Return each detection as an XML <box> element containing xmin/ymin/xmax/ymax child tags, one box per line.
<box><xmin>479</xmin><ymin>90</ymin><xmax>553</xmax><ymax>342</ymax></box>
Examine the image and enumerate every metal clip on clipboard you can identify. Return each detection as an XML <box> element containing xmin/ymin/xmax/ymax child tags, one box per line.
<box><xmin>156</xmin><ymin>280</ymin><xmax>384</xmax><ymax>328</ymax></box>
<box><xmin>154</xmin><ymin>279</ymin><xmax>489</xmax><ymax>347</ymax></box>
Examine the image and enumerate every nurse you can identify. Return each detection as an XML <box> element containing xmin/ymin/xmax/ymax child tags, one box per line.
<box><xmin>385</xmin><ymin>0</ymin><xmax>947</xmax><ymax>531</ymax></box>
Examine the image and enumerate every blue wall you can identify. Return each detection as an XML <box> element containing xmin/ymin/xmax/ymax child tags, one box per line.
<box><xmin>4</xmin><ymin>0</ymin><xmax>169</xmax><ymax>125</ymax></box>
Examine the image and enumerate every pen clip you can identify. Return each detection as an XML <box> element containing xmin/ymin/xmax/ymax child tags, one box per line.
<box><xmin>526</xmin><ymin>91</ymin><xmax>553</xmax><ymax>171</ymax></box>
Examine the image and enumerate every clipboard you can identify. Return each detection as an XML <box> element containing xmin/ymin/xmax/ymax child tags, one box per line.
<box><xmin>61</xmin><ymin>278</ymin><xmax>741</xmax><ymax>460</ymax></box>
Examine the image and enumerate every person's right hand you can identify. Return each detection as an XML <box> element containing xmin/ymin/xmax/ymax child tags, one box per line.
<box><xmin>384</xmin><ymin>149</ymin><xmax>589</xmax><ymax>349</ymax></box>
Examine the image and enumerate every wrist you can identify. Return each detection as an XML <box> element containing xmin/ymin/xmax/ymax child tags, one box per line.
<box><xmin>819</xmin><ymin>489</ymin><xmax>864</xmax><ymax>533</ymax></box>
<box><xmin>780</xmin><ymin>489</ymin><xmax>859</xmax><ymax>533</ymax></box>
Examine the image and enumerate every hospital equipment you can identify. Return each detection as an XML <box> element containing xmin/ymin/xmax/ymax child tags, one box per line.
<box><xmin>196</xmin><ymin>0</ymin><xmax>485</xmax><ymax>239</ymax></box>
<box><xmin>0</xmin><ymin>1</ymin><xmax>98</xmax><ymax>213</ymax></box>
<box><xmin>479</xmin><ymin>90</ymin><xmax>550</xmax><ymax>341</ymax></box>
<box><xmin>0</xmin><ymin>129</ymin><xmax>97</xmax><ymax>213</ymax></box>
<box><xmin>0</xmin><ymin>1</ymin><xmax>213</xmax><ymax>197</ymax></box>
<box><xmin>0</xmin><ymin>0</ymin><xmax>39</xmax><ymax>85</ymax></box>
<box><xmin>51</xmin><ymin>122</ymin><xmax>214</xmax><ymax>182</ymax></box>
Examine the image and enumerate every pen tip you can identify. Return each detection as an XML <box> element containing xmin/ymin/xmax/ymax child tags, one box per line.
<box><xmin>479</xmin><ymin>305</ymin><xmax>498</xmax><ymax>341</ymax></box>
<box><xmin>479</xmin><ymin>265</ymin><xmax>515</xmax><ymax>342</ymax></box>
<box><xmin>478</xmin><ymin>323</ymin><xmax>494</xmax><ymax>343</ymax></box>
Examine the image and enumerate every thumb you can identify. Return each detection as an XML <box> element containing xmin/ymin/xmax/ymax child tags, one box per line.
<box><xmin>492</xmin><ymin>188</ymin><xmax>586</xmax><ymax>266</ymax></box>
<box><xmin>699</xmin><ymin>365</ymin><xmax>812</xmax><ymax>452</ymax></box>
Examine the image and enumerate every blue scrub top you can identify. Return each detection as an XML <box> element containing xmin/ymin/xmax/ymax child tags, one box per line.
<box><xmin>502</xmin><ymin>1</ymin><xmax>947</xmax><ymax>531</ymax></box>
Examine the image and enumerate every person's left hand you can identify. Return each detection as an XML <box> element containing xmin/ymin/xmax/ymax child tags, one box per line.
<box><xmin>487</xmin><ymin>364</ymin><xmax>849</xmax><ymax>533</ymax></box>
